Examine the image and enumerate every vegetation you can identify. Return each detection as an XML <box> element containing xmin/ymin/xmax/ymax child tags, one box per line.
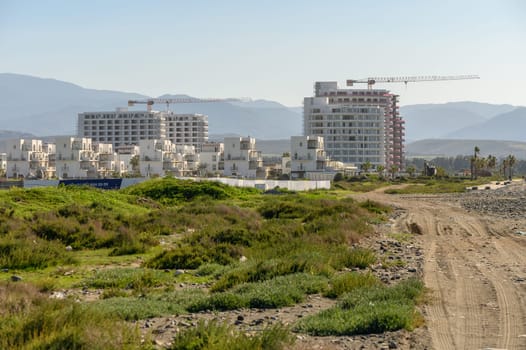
<box><xmin>0</xmin><ymin>177</ymin><xmax>426</xmax><ymax>348</ymax></box>
<box><xmin>170</xmin><ymin>320</ymin><xmax>293</xmax><ymax>350</ymax></box>
<box><xmin>294</xmin><ymin>278</ymin><xmax>425</xmax><ymax>336</ymax></box>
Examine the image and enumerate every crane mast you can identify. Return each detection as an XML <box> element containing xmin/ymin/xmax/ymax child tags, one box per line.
<box><xmin>346</xmin><ymin>75</ymin><xmax>480</xmax><ymax>89</ymax></box>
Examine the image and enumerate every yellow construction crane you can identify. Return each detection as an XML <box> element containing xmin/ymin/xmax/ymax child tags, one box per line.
<box><xmin>346</xmin><ymin>75</ymin><xmax>480</xmax><ymax>89</ymax></box>
<box><xmin>128</xmin><ymin>97</ymin><xmax>245</xmax><ymax>112</ymax></box>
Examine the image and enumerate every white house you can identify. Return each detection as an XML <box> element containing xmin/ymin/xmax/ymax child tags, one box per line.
<box><xmin>290</xmin><ymin>136</ymin><xmax>328</xmax><ymax>179</ymax></box>
<box><xmin>223</xmin><ymin>137</ymin><xmax>263</xmax><ymax>178</ymax></box>
<box><xmin>55</xmin><ymin>136</ymin><xmax>97</xmax><ymax>178</ymax></box>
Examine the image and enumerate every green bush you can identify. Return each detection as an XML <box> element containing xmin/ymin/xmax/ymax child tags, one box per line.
<box><xmin>0</xmin><ymin>285</ymin><xmax>142</xmax><ymax>349</ymax></box>
<box><xmin>324</xmin><ymin>272</ymin><xmax>379</xmax><ymax>298</ymax></box>
<box><xmin>170</xmin><ymin>319</ymin><xmax>293</xmax><ymax>350</ymax></box>
<box><xmin>190</xmin><ymin>274</ymin><xmax>328</xmax><ymax>312</ymax></box>
<box><xmin>82</xmin><ymin>268</ymin><xmax>171</xmax><ymax>290</ymax></box>
<box><xmin>295</xmin><ymin>278</ymin><xmax>425</xmax><ymax>336</ymax></box>
<box><xmin>0</xmin><ymin>235</ymin><xmax>75</xmax><ymax>269</ymax></box>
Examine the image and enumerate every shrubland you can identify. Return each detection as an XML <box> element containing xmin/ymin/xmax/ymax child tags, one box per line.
<box><xmin>0</xmin><ymin>177</ymin><xmax>426</xmax><ymax>348</ymax></box>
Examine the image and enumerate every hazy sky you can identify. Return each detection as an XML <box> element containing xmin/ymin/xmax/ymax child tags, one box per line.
<box><xmin>1</xmin><ymin>0</ymin><xmax>525</xmax><ymax>107</ymax></box>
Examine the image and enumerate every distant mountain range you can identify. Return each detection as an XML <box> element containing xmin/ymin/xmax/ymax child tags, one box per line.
<box><xmin>1</xmin><ymin>73</ymin><xmax>526</xmax><ymax>153</ymax></box>
<box><xmin>0</xmin><ymin>73</ymin><xmax>301</xmax><ymax>139</ymax></box>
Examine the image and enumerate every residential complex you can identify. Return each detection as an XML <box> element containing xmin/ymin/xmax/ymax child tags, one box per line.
<box><xmin>303</xmin><ymin>81</ymin><xmax>405</xmax><ymax>170</ymax></box>
<box><xmin>78</xmin><ymin>109</ymin><xmax>208</xmax><ymax>151</ymax></box>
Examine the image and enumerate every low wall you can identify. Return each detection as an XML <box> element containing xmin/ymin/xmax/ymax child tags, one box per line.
<box><xmin>188</xmin><ymin>177</ymin><xmax>331</xmax><ymax>191</ymax></box>
<box><xmin>23</xmin><ymin>177</ymin><xmax>331</xmax><ymax>192</ymax></box>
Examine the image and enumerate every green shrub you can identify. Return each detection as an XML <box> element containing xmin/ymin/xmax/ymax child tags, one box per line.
<box><xmin>324</xmin><ymin>272</ymin><xmax>379</xmax><ymax>298</ymax></box>
<box><xmin>82</xmin><ymin>268</ymin><xmax>171</xmax><ymax>290</ymax></box>
<box><xmin>295</xmin><ymin>278</ymin><xmax>425</xmax><ymax>336</ymax></box>
<box><xmin>0</xmin><ymin>235</ymin><xmax>75</xmax><ymax>269</ymax></box>
<box><xmin>0</xmin><ymin>287</ymin><xmax>142</xmax><ymax>349</ymax></box>
<box><xmin>169</xmin><ymin>319</ymin><xmax>293</xmax><ymax>350</ymax></box>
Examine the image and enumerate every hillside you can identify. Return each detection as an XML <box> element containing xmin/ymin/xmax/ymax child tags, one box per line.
<box><xmin>0</xmin><ymin>74</ymin><xmax>301</xmax><ymax>139</ymax></box>
<box><xmin>406</xmin><ymin>139</ymin><xmax>526</xmax><ymax>159</ymax></box>
<box><xmin>400</xmin><ymin>102</ymin><xmax>516</xmax><ymax>141</ymax></box>
<box><xmin>446</xmin><ymin>107</ymin><xmax>526</xmax><ymax>141</ymax></box>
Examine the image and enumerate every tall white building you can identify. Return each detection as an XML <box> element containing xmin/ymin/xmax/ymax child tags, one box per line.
<box><xmin>304</xmin><ymin>81</ymin><xmax>405</xmax><ymax>170</ymax></box>
<box><xmin>78</xmin><ymin>109</ymin><xmax>208</xmax><ymax>150</ymax></box>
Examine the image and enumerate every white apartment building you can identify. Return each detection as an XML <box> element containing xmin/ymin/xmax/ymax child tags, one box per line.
<box><xmin>223</xmin><ymin>137</ymin><xmax>263</xmax><ymax>178</ymax></box>
<box><xmin>55</xmin><ymin>136</ymin><xmax>98</xmax><ymax>178</ymax></box>
<box><xmin>199</xmin><ymin>142</ymin><xmax>224</xmax><ymax>175</ymax></box>
<box><xmin>4</xmin><ymin>139</ymin><xmax>51</xmax><ymax>179</ymax></box>
<box><xmin>0</xmin><ymin>153</ymin><xmax>7</xmax><ymax>175</ymax></box>
<box><xmin>138</xmin><ymin>139</ymin><xmax>198</xmax><ymax>177</ymax></box>
<box><xmin>290</xmin><ymin>136</ymin><xmax>328</xmax><ymax>179</ymax></box>
<box><xmin>78</xmin><ymin>109</ymin><xmax>208</xmax><ymax>151</ymax></box>
<box><xmin>165</xmin><ymin>113</ymin><xmax>208</xmax><ymax>151</ymax></box>
<box><xmin>304</xmin><ymin>81</ymin><xmax>405</xmax><ymax>170</ymax></box>
<box><xmin>78</xmin><ymin>109</ymin><xmax>166</xmax><ymax>148</ymax></box>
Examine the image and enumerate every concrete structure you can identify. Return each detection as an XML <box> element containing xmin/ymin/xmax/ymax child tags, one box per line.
<box><xmin>78</xmin><ymin>109</ymin><xmax>165</xmax><ymax>148</ymax></box>
<box><xmin>223</xmin><ymin>136</ymin><xmax>263</xmax><ymax>178</ymax></box>
<box><xmin>304</xmin><ymin>81</ymin><xmax>405</xmax><ymax>170</ymax></box>
<box><xmin>137</xmin><ymin>139</ymin><xmax>198</xmax><ymax>177</ymax></box>
<box><xmin>289</xmin><ymin>136</ymin><xmax>328</xmax><ymax>179</ymax></box>
<box><xmin>4</xmin><ymin>139</ymin><xmax>51</xmax><ymax>179</ymax></box>
<box><xmin>199</xmin><ymin>142</ymin><xmax>224</xmax><ymax>175</ymax></box>
<box><xmin>165</xmin><ymin>113</ymin><xmax>208</xmax><ymax>150</ymax></box>
<box><xmin>55</xmin><ymin>136</ymin><xmax>98</xmax><ymax>178</ymax></box>
<box><xmin>78</xmin><ymin>109</ymin><xmax>208</xmax><ymax>150</ymax></box>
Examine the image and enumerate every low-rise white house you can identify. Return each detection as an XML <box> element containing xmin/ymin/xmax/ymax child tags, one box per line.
<box><xmin>290</xmin><ymin>136</ymin><xmax>328</xmax><ymax>179</ymax></box>
<box><xmin>5</xmin><ymin>139</ymin><xmax>50</xmax><ymax>179</ymax></box>
<box><xmin>199</xmin><ymin>142</ymin><xmax>224</xmax><ymax>176</ymax></box>
<box><xmin>223</xmin><ymin>137</ymin><xmax>263</xmax><ymax>178</ymax></box>
<box><xmin>55</xmin><ymin>136</ymin><xmax>97</xmax><ymax>178</ymax></box>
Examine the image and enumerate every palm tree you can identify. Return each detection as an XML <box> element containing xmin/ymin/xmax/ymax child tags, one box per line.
<box><xmin>361</xmin><ymin>160</ymin><xmax>372</xmax><ymax>173</ymax></box>
<box><xmin>406</xmin><ymin>165</ymin><xmax>416</xmax><ymax>178</ymax></box>
<box><xmin>507</xmin><ymin>154</ymin><xmax>516</xmax><ymax>180</ymax></box>
<box><xmin>471</xmin><ymin>146</ymin><xmax>480</xmax><ymax>180</ymax></box>
<box><xmin>389</xmin><ymin>165</ymin><xmax>399</xmax><ymax>180</ymax></box>
<box><xmin>487</xmin><ymin>155</ymin><xmax>497</xmax><ymax>175</ymax></box>
<box><xmin>377</xmin><ymin>165</ymin><xmax>385</xmax><ymax>179</ymax></box>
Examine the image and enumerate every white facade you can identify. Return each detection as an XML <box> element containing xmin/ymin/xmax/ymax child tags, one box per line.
<box><xmin>223</xmin><ymin>137</ymin><xmax>263</xmax><ymax>178</ymax></box>
<box><xmin>303</xmin><ymin>81</ymin><xmax>405</xmax><ymax>169</ymax></box>
<box><xmin>4</xmin><ymin>139</ymin><xmax>50</xmax><ymax>179</ymax></box>
<box><xmin>78</xmin><ymin>109</ymin><xmax>209</xmax><ymax>151</ymax></box>
<box><xmin>55</xmin><ymin>137</ymin><xmax>97</xmax><ymax>179</ymax></box>
<box><xmin>164</xmin><ymin>113</ymin><xmax>208</xmax><ymax>150</ymax></box>
<box><xmin>290</xmin><ymin>136</ymin><xmax>328</xmax><ymax>179</ymax></box>
<box><xmin>199</xmin><ymin>142</ymin><xmax>224</xmax><ymax>175</ymax></box>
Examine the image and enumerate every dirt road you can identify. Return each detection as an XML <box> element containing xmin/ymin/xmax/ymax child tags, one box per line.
<box><xmin>360</xmin><ymin>188</ymin><xmax>526</xmax><ymax>349</ymax></box>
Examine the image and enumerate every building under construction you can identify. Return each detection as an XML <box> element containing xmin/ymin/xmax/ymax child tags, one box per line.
<box><xmin>304</xmin><ymin>81</ymin><xmax>404</xmax><ymax>170</ymax></box>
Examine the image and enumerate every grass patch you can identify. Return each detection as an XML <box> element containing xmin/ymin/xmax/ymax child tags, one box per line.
<box><xmin>0</xmin><ymin>282</ymin><xmax>143</xmax><ymax>349</ymax></box>
<box><xmin>91</xmin><ymin>289</ymin><xmax>206</xmax><ymax>321</ymax></box>
<box><xmin>169</xmin><ymin>319</ymin><xmax>293</xmax><ymax>350</ymax></box>
<box><xmin>324</xmin><ymin>272</ymin><xmax>380</xmax><ymax>298</ymax></box>
<box><xmin>81</xmin><ymin>267</ymin><xmax>173</xmax><ymax>291</ymax></box>
<box><xmin>189</xmin><ymin>273</ymin><xmax>328</xmax><ymax>311</ymax></box>
<box><xmin>295</xmin><ymin>278</ymin><xmax>425</xmax><ymax>336</ymax></box>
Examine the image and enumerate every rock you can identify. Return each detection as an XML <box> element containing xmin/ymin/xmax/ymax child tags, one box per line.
<box><xmin>239</xmin><ymin>255</ymin><xmax>248</xmax><ymax>262</ymax></box>
<box><xmin>389</xmin><ymin>340</ymin><xmax>398</xmax><ymax>349</ymax></box>
<box><xmin>10</xmin><ymin>275</ymin><xmax>22</xmax><ymax>282</ymax></box>
<box><xmin>1</xmin><ymin>268</ymin><xmax>8</xmax><ymax>273</ymax></box>
<box><xmin>174</xmin><ymin>269</ymin><xmax>185</xmax><ymax>276</ymax></box>
<box><xmin>65</xmin><ymin>245</ymin><xmax>73</xmax><ymax>251</ymax></box>
<box><xmin>237</xmin><ymin>315</ymin><xmax>244</xmax><ymax>321</ymax></box>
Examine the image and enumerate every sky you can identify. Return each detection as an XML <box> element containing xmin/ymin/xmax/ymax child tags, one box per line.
<box><xmin>1</xmin><ymin>0</ymin><xmax>525</xmax><ymax>107</ymax></box>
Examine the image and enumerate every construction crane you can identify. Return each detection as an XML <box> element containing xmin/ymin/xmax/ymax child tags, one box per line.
<box><xmin>128</xmin><ymin>97</ymin><xmax>246</xmax><ymax>112</ymax></box>
<box><xmin>346</xmin><ymin>75</ymin><xmax>480</xmax><ymax>89</ymax></box>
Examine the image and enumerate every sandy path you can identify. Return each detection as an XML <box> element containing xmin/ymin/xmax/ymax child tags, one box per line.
<box><xmin>359</xmin><ymin>189</ymin><xmax>526</xmax><ymax>349</ymax></box>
